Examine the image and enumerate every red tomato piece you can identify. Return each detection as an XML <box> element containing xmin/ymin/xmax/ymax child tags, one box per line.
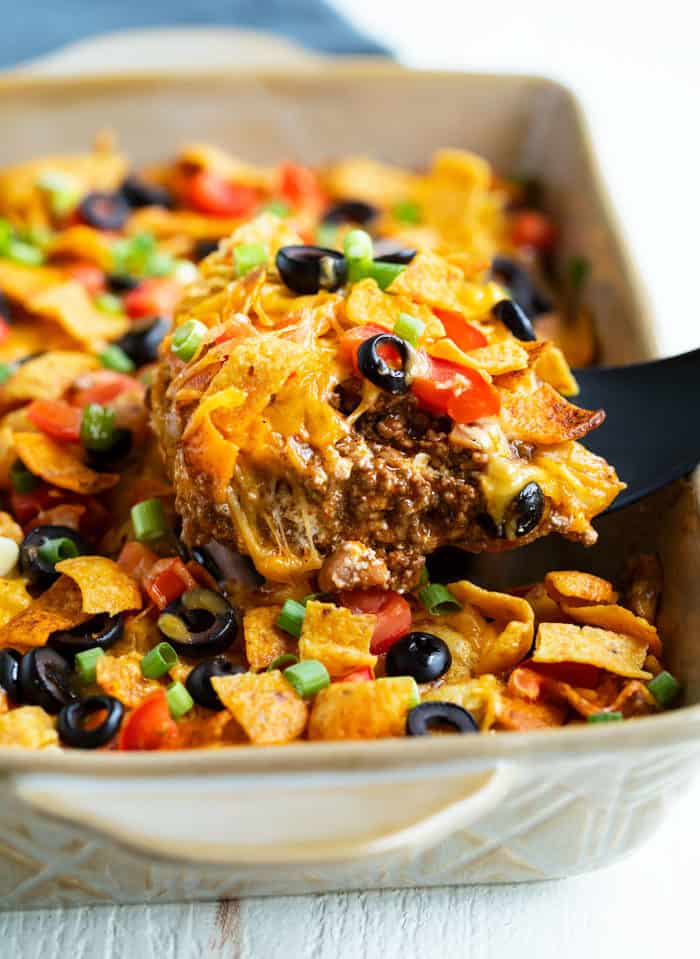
<box><xmin>184</xmin><ymin>170</ymin><xmax>259</xmax><ymax>218</ymax></box>
<box><xmin>124</xmin><ymin>278</ymin><xmax>182</xmax><ymax>319</ymax></box>
<box><xmin>510</xmin><ymin>210</ymin><xmax>556</xmax><ymax>252</ymax></box>
<box><xmin>0</xmin><ymin>317</ymin><xmax>9</xmax><ymax>345</ymax></box>
<box><xmin>411</xmin><ymin>356</ymin><xmax>500</xmax><ymax>424</ymax></box>
<box><xmin>339</xmin><ymin>588</ymin><xmax>412</xmax><ymax>655</ymax></box>
<box><xmin>336</xmin><ymin>667</ymin><xmax>374</xmax><ymax>683</ymax></box>
<box><xmin>71</xmin><ymin>370</ymin><xmax>142</xmax><ymax>408</ymax></box>
<box><xmin>278</xmin><ymin>162</ymin><xmax>325</xmax><ymax>210</ymax></box>
<box><xmin>118</xmin><ymin>540</ymin><xmax>159</xmax><ymax>585</ymax></box>
<box><xmin>119</xmin><ymin>689</ymin><xmax>181</xmax><ymax>751</ymax></box>
<box><xmin>143</xmin><ymin>557</ymin><xmax>197</xmax><ymax>610</ymax></box>
<box><xmin>338</xmin><ymin>324</ymin><xmax>401</xmax><ymax>376</ymax></box>
<box><xmin>26</xmin><ymin>399</ymin><xmax>82</xmax><ymax>442</ymax></box>
<box><xmin>65</xmin><ymin>262</ymin><xmax>107</xmax><ymax>296</ymax></box>
<box><xmin>433</xmin><ymin>308</ymin><xmax>487</xmax><ymax>351</ymax></box>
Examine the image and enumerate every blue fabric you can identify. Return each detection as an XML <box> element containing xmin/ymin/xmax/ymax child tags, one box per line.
<box><xmin>0</xmin><ymin>0</ymin><xmax>388</xmax><ymax>68</ymax></box>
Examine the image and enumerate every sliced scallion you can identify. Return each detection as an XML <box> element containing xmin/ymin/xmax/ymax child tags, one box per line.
<box><xmin>141</xmin><ymin>642</ymin><xmax>178</xmax><ymax>679</ymax></box>
<box><xmin>267</xmin><ymin>653</ymin><xmax>299</xmax><ymax>672</ymax></box>
<box><xmin>171</xmin><ymin>319</ymin><xmax>207</xmax><ymax>362</ymax></box>
<box><xmin>275</xmin><ymin>598</ymin><xmax>306</xmax><ymax>638</ymax></box>
<box><xmin>393</xmin><ymin>200</ymin><xmax>421</xmax><ymax>224</ymax></box>
<box><xmin>131</xmin><ymin>498</ymin><xmax>167</xmax><ymax>542</ymax></box>
<box><xmin>10</xmin><ymin>458</ymin><xmax>38</xmax><ymax>493</ymax></box>
<box><xmin>166</xmin><ymin>681</ymin><xmax>194</xmax><ymax>718</ymax></box>
<box><xmin>418</xmin><ymin>583</ymin><xmax>462</xmax><ymax>616</ymax></box>
<box><xmin>94</xmin><ymin>292</ymin><xmax>123</xmax><ymax>315</ymax></box>
<box><xmin>75</xmin><ymin>647</ymin><xmax>104</xmax><ymax>684</ymax></box>
<box><xmin>393</xmin><ymin>312</ymin><xmax>425</xmax><ymax>347</ymax></box>
<box><xmin>0</xmin><ymin>363</ymin><xmax>13</xmax><ymax>385</ymax></box>
<box><xmin>80</xmin><ymin>403</ymin><xmax>116</xmax><ymax>452</ymax></box>
<box><xmin>99</xmin><ymin>344</ymin><xmax>135</xmax><ymax>373</ymax></box>
<box><xmin>283</xmin><ymin>659</ymin><xmax>330</xmax><ymax>698</ymax></box>
<box><xmin>587</xmin><ymin>711</ymin><xmax>624</xmax><ymax>723</ymax></box>
<box><xmin>37</xmin><ymin>536</ymin><xmax>80</xmax><ymax>566</ymax></box>
<box><xmin>234</xmin><ymin>243</ymin><xmax>267</xmax><ymax>277</ymax></box>
<box><xmin>343</xmin><ymin>229</ymin><xmax>373</xmax><ymax>263</ymax></box>
<box><xmin>367</xmin><ymin>260</ymin><xmax>405</xmax><ymax>290</ymax></box>
<box><xmin>263</xmin><ymin>199</ymin><xmax>291</xmax><ymax>218</ymax></box>
<box><xmin>7</xmin><ymin>240</ymin><xmax>45</xmax><ymax>267</ymax></box>
<box><xmin>648</xmin><ymin>671</ymin><xmax>681</xmax><ymax>708</ymax></box>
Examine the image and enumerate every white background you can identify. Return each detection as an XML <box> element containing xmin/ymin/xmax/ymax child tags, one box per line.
<box><xmin>3</xmin><ymin>3</ymin><xmax>700</xmax><ymax>955</ymax></box>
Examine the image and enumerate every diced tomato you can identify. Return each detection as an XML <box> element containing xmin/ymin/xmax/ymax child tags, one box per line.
<box><xmin>336</xmin><ymin>667</ymin><xmax>374</xmax><ymax>683</ymax></box>
<box><xmin>183</xmin><ymin>169</ymin><xmax>259</xmax><ymax>218</ymax></box>
<box><xmin>119</xmin><ymin>689</ymin><xmax>181</xmax><ymax>751</ymax></box>
<box><xmin>9</xmin><ymin>486</ymin><xmax>53</xmax><ymax>526</ymax></box>
<box><xmin>338</xmin><ymin>324</ymin><xmax>401</xmax><ymax>376</ymax></box>
<box><xmin>433</xmin><ymin>308</ymin><xmax>487</xmax><ymax>351</ymax></box>
<box><xmin>26</xmin><ymin>399</ymin><xmax>82</xmax><ymax>442</ymax></box>
<box><xmin>71</xmin><ymin>370</ymin><xmax>142</xmax><ymax>408</ymax></box>
<box><xmin>339</xmin><ymin>588</ymin><xmax>412</xmax><ymax>655</ymax></box>
<box><xmin>143</xmin><ymin>557</ymin><xmax>196</xmax><ymax>610</ymax></box>
<box><xmin>118</xmin><ymin>540</ymin><xmax>158</xmax><ymax>585</ymax></box>
<box><xmin>278</xmin><ymin>162</ymin><xmax>325</xmax><ymax>210</ymax></box>
<box><xmin>528</xmin><ymin>661</ymin><xmax>602</xmax><ymax>689</ymax></box>
<box><xmin>510</xmin><ymin>210</ymin><xmax>556</xmax><ymax>252</ymax></box>
<box><xmin>411</xmin><ymin>356</ymin><xmax>500</xmax><ymax>424</ymax></box>
<box><xmin>65</xmin><ymin>262</ymin><xmax>106</xmax><ymax>295</ymax></box>
<box><xmin>124</xmin><ymin>277</ymin><xmax>182</xmax><ymax>319</ymax></box>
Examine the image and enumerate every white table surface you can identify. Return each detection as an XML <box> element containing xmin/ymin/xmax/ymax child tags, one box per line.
<box><xmin>4</xmin><ymin>3</ymin><xmax>700</xmax><ymax>955</ymax></box>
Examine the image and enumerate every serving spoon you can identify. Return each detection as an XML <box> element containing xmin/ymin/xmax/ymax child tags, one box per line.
<box><xmin>573</xmin><ymin>348</ymin><xmax>700</xmax><ymax>511</ymax></box>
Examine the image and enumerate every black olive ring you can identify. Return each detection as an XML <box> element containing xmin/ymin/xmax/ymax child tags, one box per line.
<box><xmin>157</xmin><ymin>588</ymin><xmax>239</xmax><ymax>657</ymax></box>
<box><xmin>77</xmin><ymin>191</ymin><xmax>131</xmax><ymax>232</ymax></box>
<box><xmin>385</xmin><ymin>631</ymin><xmax>452</xmax><ymax>684</ymax></box>
<box><xmin>185</xmin><ymin>657</ymin><xmax>243</xmax><ymax>710</ymax></box>
<box><xmin>491</xmin><ymin>299</ymin><xmax>537</xmax><ymax>342</ymax></box>
<box><xmin>0</xmin><ymin>648</ymin><xmax>22</xmax><ymax>702</ymax></box>
<box><xmin>406</xmin><ymin>702</ymin><xmax>479</xmax><ymax>736</ymax></box>
<box><xmin>20</xmin><ymin>647</ymin><xmax>77</xmax><ymax>714</ymax></box>
<box><xmin>504</xmin><ymin>481</ymin><xmax>545</xmax><ymax>539</ymax></box>
<box><xmin>19</xmin><ymin>525</ymin><xmax>88</xmax><ymax>591</ymax></box>
<box><xmin>49</xmin><ymin>612</ymin><xmax>124</xmax><ymax>658</ymax></box>
<box><xmin>58</xmin><ymin>695</ymin><xmax>124</xmax><ymax>749</ymax></box>
<box><xmin>357</xmin><ymin>333</ymin><xmax>411</xmax><ymax>395</ymax></box>
<box><xmin>276</xmin><ymin>246</ymin><xmax>348</xmax><ymax>295</ymax></box>
<box><xmin>116</xmin><ymin>315</ymin><xmax>170</xmax><ymax>367</ymax></box>
<box><xmin>322</xmin><ymin>200</ymin><xmax>380</xmax><ymax>227</ymax></box>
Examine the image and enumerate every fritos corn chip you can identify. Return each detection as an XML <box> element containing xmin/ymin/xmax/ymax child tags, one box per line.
<box><xmin>243</xmin><ymin>605</ymin><xmax>296</xmax><ymax>672</ymax></box>
<box><xmin>29</xmin><ymin>281</ymin><xmax>129</xmax><ymax>351</ymax></box>
<box><xmin>0</xmin><ymin>577</ymin><xmax>32</xmax><ymax>627</ymax></box>
<box><xmin>422</xmin><ymin>676</ymin><xmax>503</xmax><ymax>730</ymax></box>
<box><xmin>298</xmin><ymin>601</ymin><xmax>377</xmax><ymax>677</ymax></box>
<box><xmin>55</xmin><ymin>556</ymin><xmax>142</xmax><ymax>615</ymax></box>
<box><xmin>448</xmin><ymin>580</ymin><xmax>534</xmax><ymax>675</ymax></box>
<box><xmin>0</xmin><ymin>576</ymin><xmax>89</xmax><ymax>648</ymax></box>
<box><xmin>545</xmin><ymin>570</ymin><xmax>618</xmax><ymax>608</ymax></box>
<box><xmin>0</xmin><ymin>351</ymin><xmax>98</xmax><ymax>408</ymax></box>
<box><xmin>0</xmin><ymin>706</ymin><xmax>58</xmax><ymax>748</ymax></box>
<box><xmin>96</xmin><ymin>652</ymin><xmax>160</xmax><ymax>708</ymax></box>
<box><xmin>561</xmin><ymin>603</ymin><xmax>662</xmax><ymax>658</ymax></box>
<box><xmin>533</xmin><ymin>621</ymin><xmax>651</xmax><ymax>679</ymax></box>
<box><xmin>308</xmin><ymin>677</ymin><xmax>418</xmax><ymax>740</ymax></box>
<box><xmin>212</xmin><ymin>670</ymin><xmax>308</xmax><ymax>745</ymax></box>
<box><xmin>12</xmin><ymin>432</ymin><xmax>119</xmax><ymax>494</ymax></box>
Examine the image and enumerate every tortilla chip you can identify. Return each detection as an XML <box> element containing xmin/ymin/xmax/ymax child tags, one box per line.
<box><xmin>545</xmin><ymin>571</ymin><xmax>617</xmax><ymax>608</ymax></box>
<box><xmin>96</xmin><ymin>651</ymin><xmax>161</xmax><ymax>708</ymax></box>
<box><xmin>0</xmin><ymin>577</ymin><xmax>32</xmax><ymax>627</ymax></box>
<box><xmin>211</xmin><ymin>670</ymin><xmax>308</xmax><ymax>745</ymax></box>
<box><xmin>562</xmin><ymin>603</ymin><xmax>662</xmax><ymax>658</ymax></box>
<box><xmin>498</xmin><ymin>369</ymin><xmax>604</xmax><ymax>444</ymax></box>
<box><xmin>422</xmin><ymin>676</ymin><xmax>503</xmax><ymax>730</ymax></box>
<box><xmin>0</xmin><ymin>260</ymin><xmax>64</xmax><ymax>304</ymax></box>
<box><xmin>531</xmin><ymin>341</ymin><xmax>579</xmax><ymax>396</ymax></box>
<box><xmin>533</xmin><ymin>621</ymin><xmax>651</xmax><ymax>679</ymax></box>
<box><xmin>0</xmin><ymin>511</ymin><xmax>23</xmax><ymax>544</ymax></box>
<box><xmin>47</xmin><ymin>225</ymin><xmax>113</xmax><ymax>269</ymax></box>
<box><xmin>29</xmin><ymin>281</ymin><xmax>129</xmax><ymax>351</ymax></box>
<box><xmin>388</xmin><ymin>250</ymin><xmax>464</xmax><ymax>309</ymax></box>
<box><xmin>55</xmin><ymin>556</ymin><xmax>142</xmax><ymax>615</ymax></box>
<box><xmin>0</xmin><ymin>706</ymin><xmax>58</xmax><ymax>748</ymax></box>
<box><xmin>468</xmin><ymin>340</ymin><xmax>530</xmax><ymax>376</ymax></box>
<box><xmin>299</xmin><ymin>601</ymin><xmax>377</xmax><ymax>677</ymax></box>
<box><xmin>176</xmin><ymin>707</ymin><xmax>246</xmax><ymax>749</ymax></box>
<box><xmin>522</xmin><ymin>583</ymin><xmax>565</xmax><ymax>624</ymax></box>
<box><xmin>322</xmin><ymin>156</ymin><xmax>417</xmax><ymax>207</ymax></box>
<box><xmin>12</xmin><ymin>432</ymin><xmax>119</xmax><ymax>494</ymax></box>
<box><xmin>308</xmin><ymin>677</ymin><xmax>418</xmax><ymax>740</ymax></box>
<box><xmin>127</xmin><ymin>206</ymin><xmax>244</xmax><ymax>241</ymax></box>
<box><xmin>0</xmin><ymin>576</ymin><xmax>89</xmax><ymax>649</ymax></box>
<box><xmin>448</xmin><ymin>580</ymin><xmax>535</xmax><ymax>675</ymax></box>
<box><xmin>0</xmin><ymin>351</ymin><xmax>98</xmax><ymax>408</ymax></box>
<box><xmin>0</xmin><ymin>319</ymin><xmax>76</xmax><ymax>365</ymax></box>
<box><xmin>243</xmin><ymin>605</ymin><xmax>296</xmax><ymax>672</ymax></box>
<box><xmin>109</xmin><ymin>611</ymin><xmax>161</xmax><ymax>657</ymax></box>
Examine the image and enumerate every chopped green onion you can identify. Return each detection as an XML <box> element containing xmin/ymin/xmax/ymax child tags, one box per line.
<box><xmin>393</xmin><ymin>312</ymin><xmax>425</xmax><ymax>347</ymax></box>
<box><xmin>20</xmin><ymin>225</ymin><xmax>53</xmax><ymax>250</ymax></box>
<box><xmin>172</xmin><ymin>259</ymin><xmax>199</xmax><ymax>285</ymax></box>
<box><xmin>171</xmin><ymin>319</ymin><xmax>207</xmax><ymax>362</ymax></box>
<box><xmin>10</xmin><ymin>458</ymin><xmax>38</xmax><ymax>493</ymax></box>
<box><xmin>0</xmin><ymin>219</ymin><xmax>12</xmax><ymax>254</ymax></box>
<box><xmin>406</xmin><ymin>678</ymin><xmax>421</xmax><ymax>708</ymax></box>
<box><xmin>166</xmin><ymin>681</ymin><xmax>194</xmax><ymax>719</ymax></box>
<box><xmin>419</xmin><ymin>583</ymin><xmax>462</xmax><ymax>616</ymax></box>
<box><xmin>0</xmin><ymin>363</ymin><xmax>13</xmax><ymax>386</ymax></box>
<box><xmin>94</xmin><ymin>292</ymin><xmax>123</xmax><ymax>315</ymax></box>
<box><xmin>587</xmin><ymin>711</ymin><xmax>624</xmax><ymax>723</ymax></box>
<box><xmin>75</xmin><ymin>647</ymin><xmax>104</xmax><ymax>684</ymax></box>
<box><xmin>141</xmin><ymin>642</ymin><xmax>178</xmax><ymax>679</ymax></box>
<box><xmin>393</xmin><ymin>200</ymin><xmax>421</xmax><ymax>224</ymax></box>
<box><xmin>148</xmin><ymin>251</ymin><xmax>175</xmax><ymax>277</ymax></box>
<box><xmin>275</xmin><ymin>598</ymin><xmax>306</xmax><ymax>638</ymax></box>
<box><xmin>367</xmin><ymin>261</ymin><xmax>405</xmax><ymax>290</ymax></box>
<box><xmin>418</xmin><ymin>566</ymin><xmax>429</xmax><ymax>588</ymax></box>
<box><xmin>7</xmin><ymin>240</ymin><xmax>45</xmax><ymax>267</ymax></box>
<box><xmin>283</xmin><ymin>659</ymin><xmax>330</xmax><ymax>698</ymax></box>
<box><xmin>111</xmin><ymin>231</ymin><xmax>169</xmax><ymax>278</ymax></box>
<box><xmin>267</xmin><ymin>653</ymin><xmax>299</xmax><ymax>672</ymax></box>
<box><xmin>263</xmin><ymin>199</ymin><xmax>291</xmax><ymax>218</ymax></box>
<box><xmin>131</xmin><ymin>498</ymin><xmax>167</xmax><ymax>542</ymax></box>
<box><xmin>344</xmin><ymin>229</ymin><xmax>373</xmax><ymax>262</ymax></box>
<box><xmin>648</xmin><ymin>670</ymin><xmax>681</xmax><ymax>708</ymax></box>
<box><xmin>315</xmin><ymin>223</ymin><xmax>339</xmax><ymax>249</ymax></box>
<box><xmin>80</xmin><ymin>403</ymin><xmax>116</xmax><ymax>452</ymax></box>
<box><xmin>234</xmin><ymin>243</ymin><xmax>267</xmax><ymax>277</ymax></box>
<box><xmin>37</xmin><ymin>536</ymin><xmax>80</xmax><ymax>566</ymax></box>
<box><xmin>99</xmin><ymin>344</ymin><xmax>135</xmax><ymax>373</ymax></box>
<box><xmin>37</xmin><ymin>171</ymin><xmax>81</xmax><ymax>218</ymax></box>
<box><xmin>568</xmin><ymin>255</ymin><xmax>591</xmax><ymax>293</ymax></box>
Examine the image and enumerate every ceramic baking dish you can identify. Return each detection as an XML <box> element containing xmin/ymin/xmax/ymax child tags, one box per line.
<box><xmin>1</xmin><ymin>65</ymin><xmax>697</xmax><ymax>910</ymax></box>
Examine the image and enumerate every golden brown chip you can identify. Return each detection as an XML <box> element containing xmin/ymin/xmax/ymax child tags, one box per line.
<box><xmin>0</xmin><ymin>351</ymin><xmax>98</xmax><ymax>409</ymax></box>
<box><xmin>29</xmin><ymin>281</ymin><xmax>129</xmax><ymax>351</ymax></box>
<box><xmin>531</xmin><ymin>341</ymin><xmax>579</xmax><ymax>396</ymax></box>
<box><xmin>533</xmin><ymin>621</ymin><xmax>651</xmax><ymax>679</ymax></box>
<box><xmin>0</xmin><ymin>512</ymin><xmax>23</xmax><ymax>544</ymax></box>
<box><xmin>211</xmin><ymin>671</ymin><xmax>308</xmax><ymax>745</ymax></box>
<box><xmin>109</xmin><ymin>612</ymin><xmax>162</xmax><ymax>657</ymax></box>
<box><xmin>544</xmin><ymin>571</ymin><xmax>617</xmax><ymax>608</ymax></box>
<box><xmin>498</xmin><ymin>369</ymin><xmax>604</xmax><ymax>444</ymax></box>
<box><xmin>468</xmin><ymin>340</ymin><xmax>530</xmax><ymax>376</ymax></box>
<box><xmin>388</xmin><ymin>251</ymin><xmax>464</xmax><ymax>309</ymax></box>
<box><xmin>522</xmin><ymin>583</ymin><xmax>565</xmax><ymax>624</ymax></box>
<box><xmin>12</xmin><ymin>432</ymin><xmax>119</xmax><ymax>494</ymax></box>
<box><xmin>410</xmin><ymin>614</ymin><xmax>482</xmax><ymax>684</ymax></box>
<box><xmin>243</xmin><ymin>605</ymin><xmax>296</xmax><ymax>672</ymax></box>
<box><xmin>0</xmin><ymin>706</ymin><xmax>58</xmax><ymax>748</ymax></box>
<box><xmin>422</xmin><ymin>676</ymin><xmax>503</xmax><ymax>730</ymax></box>
<box><xmin>561</xmin><ymin>603</ymin><xmax>662</xmax><ymax>658</ymax></box>
<box><xmin>55</xmin><ymin>556</ymin><xmax>142</xmax><ymax>615</ymax></box>
<box><xmin>298</xmin><ymin>601</ymin><xmax>377</xmax><ymax>677</ymax></box>
<box><xmin>308</xmin><ymin>677</ymin><xmax>418</xmax><ymax>740</ymax></box>
<box><xmin>0</xmin><ymin>577</ymin><xmax>32</xmax><ymax>627</ymax></box>
<box><xmin>0</xmin><ymin>576</ymin><xmax>89</xmax><ymax>648</ymax></box>
<box><xmin>96</xmin><ymin>652</ymin><xmax>161</xmax><ymax>708</ymax></box>
<box><xmin>175</xmin><ymin>706</ymin><xmax>246</xmax><ymax>749</ymax></box>
<box><xmin>448</xmin><ymin>580</ymin><xmax>535</xmax><ymax>675</ymax></box>
<box><xmin>0</xmin><ymin>260</ymin><xmax>64</xmax><ymax>304</ymax></box>
<box><xmin>47</xmin><ymin>225</ymin><xmax>113</xmax><ymax>269</ymax></box>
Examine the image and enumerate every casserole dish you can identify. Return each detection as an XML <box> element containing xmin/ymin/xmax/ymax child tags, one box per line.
<box><xmin>0</xmin><ymin>65</ymin><xmax>695</xmax><ymax>910</ymax></box>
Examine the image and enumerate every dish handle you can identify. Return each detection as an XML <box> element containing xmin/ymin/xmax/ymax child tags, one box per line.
<box><xmin>8</xmin><ymin>760</ymin><xmax>513</xmax><ymax>867</ymax></box>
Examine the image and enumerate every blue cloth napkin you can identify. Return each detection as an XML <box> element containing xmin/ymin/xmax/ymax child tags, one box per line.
<box><xmin>0</xmin><ymin>0</ymin><xmax>388</xmax><ymax>69</ymax></box>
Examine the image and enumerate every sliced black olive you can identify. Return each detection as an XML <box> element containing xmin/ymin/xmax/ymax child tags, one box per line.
<box><xmin>20</xmin><ymin>647</ymin><xmax>77</xmax><ymax>714</ymax></box>
<box><xmin>406</xmin><ymin>701</ymin><xmax>479</xmax><ymax>736</ymax></box>
<box><xmin>77</xmin><ymin>191</ymin><xmax>131</xmax><ymax>231</ymax></box>
<box><xmin>49</xmin><ymin>613</ymin><xmax>124</xmax><ymax>658</ymax></box>
<box><xmin>86</xmin><ymin>428</ymin><xmax>133</xmax><ymax>472</ymax></box>
<box><xmin>193</xmin><ymin>238</ymin><xmax>220</xmax><ymax>262</ymax></box>
<box><xmin>276</xmin><ymin>246</ymin><xmax>347</xmax><ymax>295</ymax></box>
<box><xmin>58</xmin><ymin>695</ymin><xmax>124</xmax><ymax>749</ymax></box>
<box><xmin>20</xmin><ymin>525</ymin><xmax>88</xmax><ymax>591</ymax></box>
<box><xmin>504</xmin><ymin>482</ymin><xmax>545</xmax><ymax>539</ymax></box>
<box><xmin>115</xmin><ymin>316</ymin><xmax>169</xmax><ymax>367</ymax></box>
<box><xmin>0</xmin><ymin>648</ymin><xmax>22</xmax><ymax>702</ymax></box>
<box><xmin>185</xmin><ymin>656</ymin><xmax>243</xmax><ymax>711</ymax></box>
<box><xmin>357</xmin><ymin>333</ymin><xmax>410</xmax><ymax>395</ymax></box>
<box><xmin>491</xmin><ymin>256</ymin><xmax>552</xmax><ymax>318</ymax></box>
<box><xmin>190</xmin><ymin>546</ymin><xmax>223</xmax><ymax>582</ymax></box>
<box><xmin>491</xmin><ymin>299</ymin><xmax>537</xmax><ymax>342</ymax></box>
<box><xmin>385</xmin><ymin>632</ymin><xmax>452</xmax><ymax>683</ymax></box>
<box><xmin>322</xmin><ymin>200</ymin><xmax>379</xmax><ymax>227</ymax></box>
<box><xmin>157</xmin><ymin>588</ymin><xmax>239</xmax><ymax>657</ymax></box>
<box><xmin>374</xmin><ymin>248</ymin><xmax>417</xmax><ymax>265</ymax></box>
<box><xmin>107</xmin><ymin>272</ymin><xmax>140</xmax><ymax>293</ymax></box>
<box><xmin>120</xmin><ymin>174</ymin><xmax>174</xmax><ymax>210</ymax></box>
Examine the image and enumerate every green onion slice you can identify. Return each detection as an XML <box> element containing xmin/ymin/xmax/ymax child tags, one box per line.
<box><xmin>94</xmin><ymin>292</ymin><xmax>123</xmax><ymax>315</ymax></box>
<box><xmin>234</xmin><ymin>243</ymin><xmax>268</xmax><ymax>277</ymax></box>
<box><xmin>419</xmin><ymin>583</ymin><xmax>462</xmax><ymax>616</ymax></box>
<box><xmin>7</xmin><ymin>240</ymin><xmax>45</xmax><ymax>267</ymax></box>
<box><xmin>417</xmin><ymin>566</ymin><xmax>429</xmax><ymax>588</ymax></box>
<box><xmin>283</xmin><ymin>659</ymin><xmax>330</xmax><ymax>698</ymax></box>
<box><xmin>80</xmin><ymin>403</ymin><xmax>116</xmax><ymax>452</ymax></box>
<box><xmin>343</xmin><ymin>229</ymin><xmax>373</xmax><ymax>263</ymax></box>
<box><xmin>367</xmin><ymin>261</ymin><xmax>405</xmax><ymax>290</ymax></box>
<box><xmin>37</xmin><ymin>536</ymin><xmax>80</xmax><ymax>567</ymax></box>
<box><xmin>587</xmin><ymin>711</ymin><xmax>624</xmax><ymax>723</ymax></box>
<box><xmin>647</xmin><ymin>670</ymin><xmax>681</xmax><ymax>708</ymax></box>
<box><xmin>171</xmin><ymin>319</ymin><xmax>207</xmax><ymax>362</ymax></box>
<box><xmin>263</xmin><ymin>199</ymin><xmax>291</xmax><ymax>218</ymax></box>
<box><xmin>0</xmin><ymin>363</ymin><xmax>13</xmax><ymax>386</ymax></box>
<box><xmin>392</xmin><ymin>200</ymin><xmax>421</xmax><ymax>224</ymax></box>
<box><xmin>393</xmin><ymin>312</ymin><xmax>425</xmax><ymax>347</ymax></box>
<box><xmin>10</xmin><ymin>458</ymin><xmax>38</xmax><ymax>493</ymax></box>
<box><xmin>75</xmin><ymin>647</ymin><xmax>104</xmax><ymax>684</ymax></box>
<box><xmin>568</xmin><ymin>255</ymin><xmax>591</xmax><ymax>293</ymax></box>
<box><xmin>267</xmin><ymin>654</ymin><xmax>299</xmax><ymax>672</ymax></box>
<box><xmin>131</xmin><ymin>498</ymin><xmax>167</xmax><ymax>542</ymax></box>
<box><xmin>275</xmin><ymin>598</ymin><xmax>306</xmax><ymax>638</ymax></box>
<box><xmin>315</xmin><ymin>224</ymin><xmax>339</xmax><ymax>249</ymax></box>
<box><xmin>141</xmin><ymin>642</ymin><xmax>178</xmax><ymax>679</ymax></box>
<box><xmin>99</xmin><ymin>344</ymin><xmax>135</xmax><ymax>373</ymax></box>
<box><xmin>166</xmin><ymin>681</ymin><xmax>194</xmax><ymax>719</ymax></box>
